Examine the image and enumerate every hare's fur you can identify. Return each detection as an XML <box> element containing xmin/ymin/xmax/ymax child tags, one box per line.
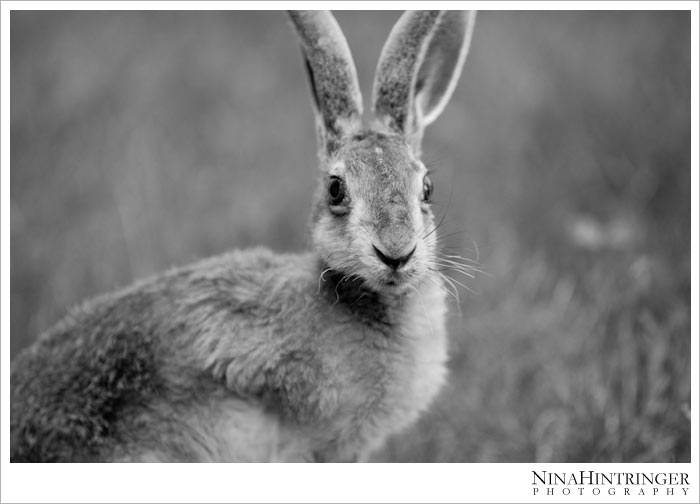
<box><xmin>11</xmin><ymin>11</ymin><xmax>475</xmax><ymax>462</ymax></box>
<box><xmin>12</xmin><ymin>248</ymin><xmax>446</xmax><ymax>462</ymax></box>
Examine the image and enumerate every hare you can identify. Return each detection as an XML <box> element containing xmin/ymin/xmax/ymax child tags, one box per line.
<box><xmin>11</xmin><ymin>10</ymin><xmax>476</xmax><ymax>463</ymax></box>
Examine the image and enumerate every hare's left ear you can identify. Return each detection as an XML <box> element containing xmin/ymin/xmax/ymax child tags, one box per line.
<box><xmin>372</xmin><ymin>11</ymin><xmax>476</xmax><ymax>155</ymax></box>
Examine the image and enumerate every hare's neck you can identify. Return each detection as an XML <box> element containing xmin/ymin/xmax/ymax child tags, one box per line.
<box><xmin>315</xmin><ymin>262</ymin><xmax>445</xmax><ymax>326</ymax></box>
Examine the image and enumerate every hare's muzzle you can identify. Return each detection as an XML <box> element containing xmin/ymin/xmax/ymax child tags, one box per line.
<box><xmin>373</xmin><ymin>243</ymin><xmax>416</xmax><ymax>271</ymax></box>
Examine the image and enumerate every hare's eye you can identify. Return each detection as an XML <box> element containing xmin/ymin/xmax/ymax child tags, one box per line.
<box><xmin>422</xmin><ymin>174</ymin><xmax>433</xmax><ymax>203</ymax></box>
<box><xmin>328</xmin><ymin>176</ymin><xmax>346</xmax><ymax>206</ymax></box>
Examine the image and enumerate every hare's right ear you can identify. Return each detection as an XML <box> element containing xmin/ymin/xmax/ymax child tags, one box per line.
<box><xmin>372</xmin><ymin>11</ymin><xmax>476</xmax><ymax>156</ymax></box>
<box><xmin>288</xmin><ymin>11</ymin><xmax>363</xmax><ymax>157</ymax></box>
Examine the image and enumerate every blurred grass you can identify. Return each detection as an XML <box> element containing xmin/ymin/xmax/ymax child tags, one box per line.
<box><xmin>10</xmin><ymin>11</ymin><xmax>690</xmax><ymax>462</ymax></box>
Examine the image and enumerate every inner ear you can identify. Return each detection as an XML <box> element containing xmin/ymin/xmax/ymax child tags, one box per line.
<box><xmin>303</xmin><ymin>56</ymin><xmax>321</xmax><ymax>113</ymax></box>
<box><xmin>414</xmin><ymin>15</ymin><xmax>470</xmax><ymax>125</ymax></box>
<box><xmin>415</xmin><ymin>53</ymin><xmax>447</xmax><ymax>110</ymax></box>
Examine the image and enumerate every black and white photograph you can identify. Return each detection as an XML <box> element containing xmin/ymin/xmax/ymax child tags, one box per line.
<box><xmin>3</xmin><ymin>2</ymin><xmax>697</xmax><ymax>503</ymax></box>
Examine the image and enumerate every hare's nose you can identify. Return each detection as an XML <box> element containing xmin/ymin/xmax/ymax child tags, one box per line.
<box><xmin>373</xmin><ymin>244</ymin><xmax>416</xmax><ymax>270</ymax></box>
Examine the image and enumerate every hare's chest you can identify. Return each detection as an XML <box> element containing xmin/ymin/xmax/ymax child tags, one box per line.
<box><xmin>385</xmin><ymin>289</ymin><xmax>448</xmax><ymax>425</ymax></box>
<box><xmin>344</xmin><ymin>284</ymin><xmax>449</xmax><ymax>455</ymax></box>
<box><xmin>398</xmin><ymin>295</ymin><xmax>448</xmax><ymax>408</ymax></box>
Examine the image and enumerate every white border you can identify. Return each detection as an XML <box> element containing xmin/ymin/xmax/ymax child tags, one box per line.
<box><xmin>1</xmin><ymin>463</ymin><xmax>699</xmax><ymax>503</ymax></box>
<box><xmin>692</xmin><ymin>0</ymin><xmax>700</xmax><ymax>475</ymax></box>
<box><xmin>0</xmin><ymin>0</ymin><xmax>697</xmax><ymax>11</ymax></box>
<box><xmin>2</xmin><ymin>2</ymin><xmax>697</xmax><ymax>503</ymax></box>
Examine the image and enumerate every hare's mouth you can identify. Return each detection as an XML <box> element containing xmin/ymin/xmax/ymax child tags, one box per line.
<box><xmin>374</xmin><ymin>268</ymin><xmax>420</xmax><ymax>293</ymax></box>
<box><xmin>383</xmin><ymin>270</ymin><xmax>408</xmax><ymax>285</ymax></box>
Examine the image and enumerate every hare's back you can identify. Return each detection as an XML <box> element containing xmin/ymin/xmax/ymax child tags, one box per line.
<box><xmin>10</xmin><ymin>247</ymin><xmax>312</xmax><ymax>462</ymax></box>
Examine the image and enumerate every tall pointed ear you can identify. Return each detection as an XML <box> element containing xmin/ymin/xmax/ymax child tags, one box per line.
<box><xmin>288</xmin><ymin>11</ymin><xmax>363</xmax><ymax>157</ymax></box>
<box><xmin>372</xmin><ymin>11</ymin><xmax>476</xmax><ymax>155</ymax></box>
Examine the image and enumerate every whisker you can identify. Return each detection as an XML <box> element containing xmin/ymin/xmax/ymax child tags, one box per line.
<box><xmin>434</xmin><ymin>258</ymin><xmax>485</xmax><ymax>275</ymax></box>
<box><xmin>434</xmin><ymin>265</ymin><xmax>483</xmax><ymax>280</ymax></box>
<box><xmin>423</xmin><ymin>170</ymin><xmax>457</xmax><ymax>240</ymax></box>
<box><xmin>317</xmin><ymin>267</ymin><xmax>334</xmax><ymax>294</ymax></box>
<box><xmin>439</xmin><ymin>273</ymin><xmax>462</xmax><ymax>305</ymax></box>
<box><xmin>423</xmin><ymin>208</ymin><xmax>451</xmax><ymax>240</ymax></box>
<box><xmin>435</xmin><ymin>230</ymin><xmax>471</xmax><ymax>243</ymax></box>
<box><xmin>430</xmin><ymin>275</ymin><xmax>459</xmax><ymax>305</ymax></box>
<box><xmin>422</xmin><ymin>156</ymin><xmax>451</xmax><ymax>174</ymax></box>
<box><xmin>441</xmin><ymin>247</ymin><xmax>484</xmax><ymax>265</ymax></box>
<box><xmin>442</xmin><ymin>273</ymin><xmax>479</xmax><ymax>296</ymax></box>
<box><xmin>437</xmin><ymin>267</ymin><xmax>476</xmax><ymax>280</ymax></box>
<box><xmin>437</xmin><ymin>255</ymin><xmax>489</xmax><ymax>274</ymax></box>
<box><xmin>351</xmin><ymin>292</ymin><xmax>368</xmax><ymax>306</ymax></box>
<box><xmin>435</xmin><ymin>255</ymin><xmax>482</xmax><ymax>267</ymax></box>
<box><xmin>441</xmin><ymin>252</ymin><xmax>483</xmax><ymax>265</ymax></box>
<box><xmin>429</xmin><ymin>265</ymin><xmax>456</xmax><ymax>274</ymax></box>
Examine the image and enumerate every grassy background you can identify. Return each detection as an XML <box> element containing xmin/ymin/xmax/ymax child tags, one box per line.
<box><xmin>11</xmin><ymin>11</ymin><xmax>691</xmax><ymax>462</ymax></box>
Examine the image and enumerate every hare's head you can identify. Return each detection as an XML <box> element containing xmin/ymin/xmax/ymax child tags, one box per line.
<box><xmin>289</xmin><ymin>11</ymin><xmax>476</xmax><ymax>294</ymax></box>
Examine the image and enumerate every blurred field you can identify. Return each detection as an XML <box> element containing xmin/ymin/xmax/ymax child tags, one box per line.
<box><xmin>10</xmin><ymin>11</ymin><xmax>691</xmax><ymax>462</ymax></box>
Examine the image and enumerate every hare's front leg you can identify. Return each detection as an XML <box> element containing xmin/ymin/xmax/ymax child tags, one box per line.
<box><xmin>210</xmin><ymin>343</ymin><xmax>351</xmax><ymax>456</ymax></box>
<box><xmin>257</xmin><ymin>350</ymin><xmax>341</xmax><ymax>424</ymax></box>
